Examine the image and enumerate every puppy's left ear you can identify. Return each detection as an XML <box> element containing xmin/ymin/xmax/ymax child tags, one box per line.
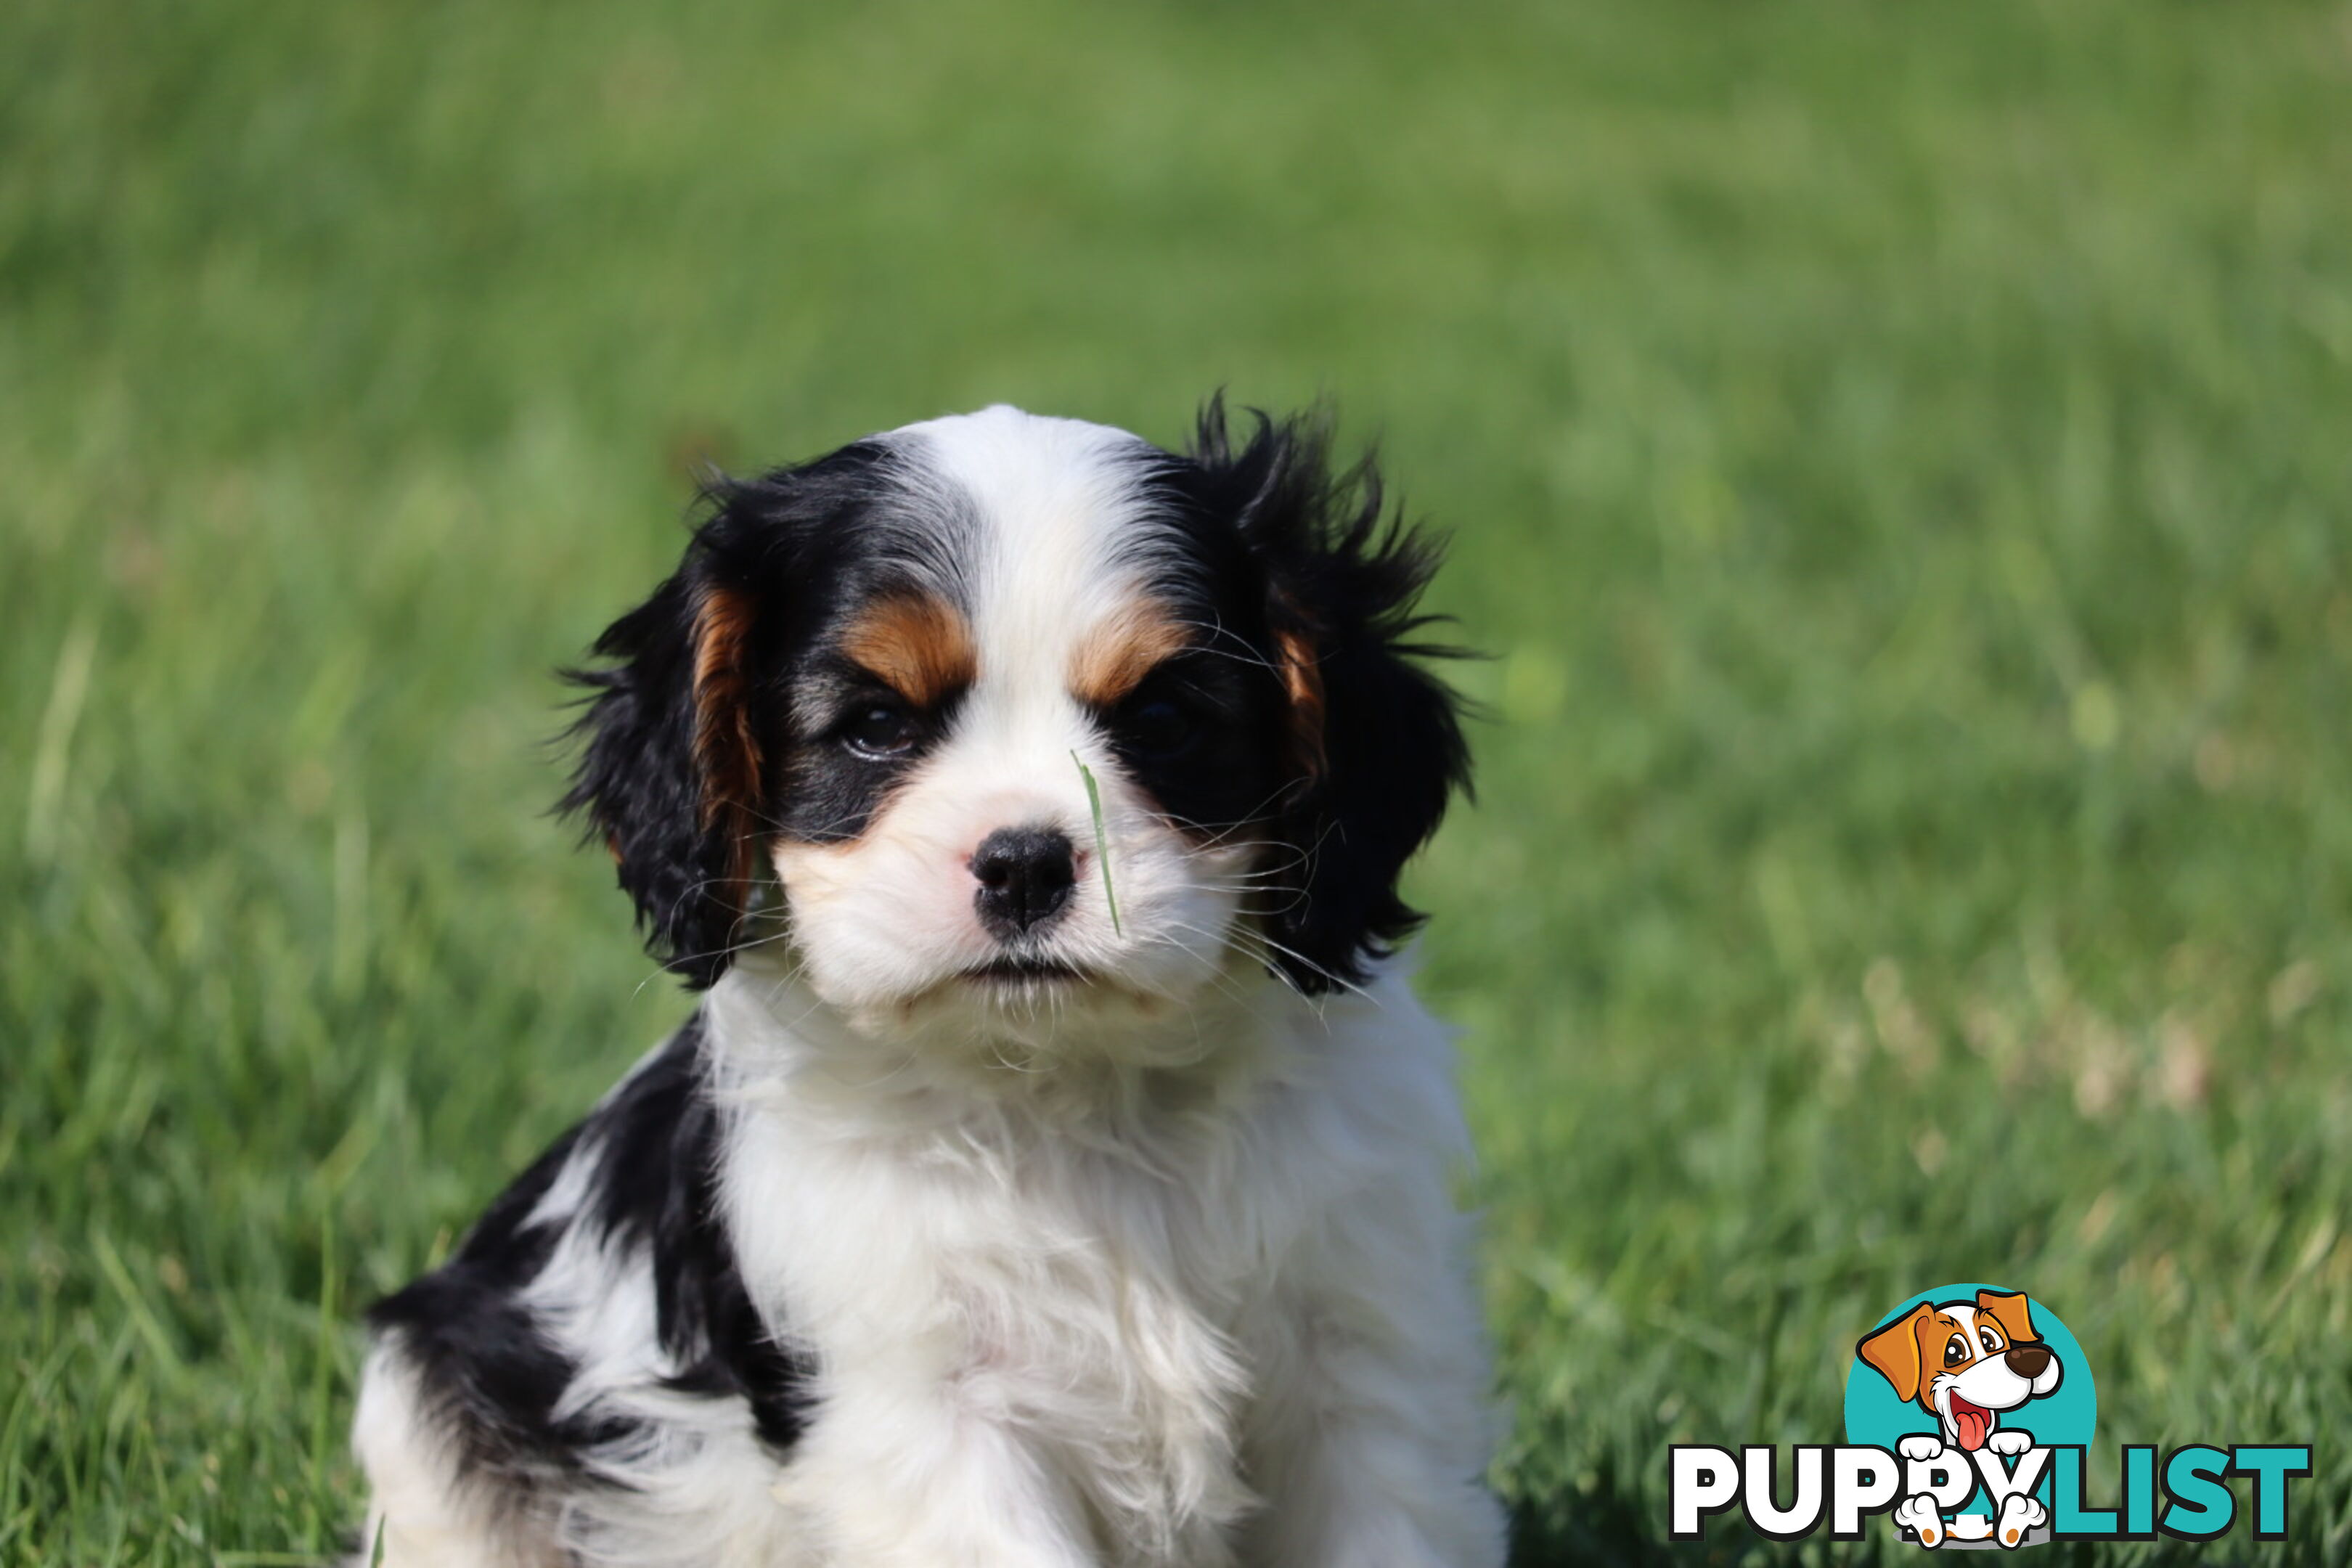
<box><xmin>1193</xmin><ymin>403</ymin><xmax>1471</xmax><ymax>994</ymax></box>
<box><xmin>558</xmin><ymin>507</ymin><xmax>771</xmax><ymax>989</ymax></box>
<box><xmin>1976</xmin><ymin>1289</ymin><xmax>2040</xmax><ymax>1346</ymax></box>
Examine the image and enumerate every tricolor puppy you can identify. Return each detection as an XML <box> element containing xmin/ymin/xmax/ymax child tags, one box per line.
<box><xmin>1857</xmin><ymin>1289</ymin><xmax>2064</xmax><ymax>1455</ymax></box>
<box><xmin>351</xmin><ymin>402</ymin><xmax>1506</xmax><ymax>1568</ymax></box>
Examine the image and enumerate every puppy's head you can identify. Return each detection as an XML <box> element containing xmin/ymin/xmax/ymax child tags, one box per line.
<box><xmin>1855</xmin><ymin>1290</ymin><xmax>2063</xmax><ymax>1452</ymax></box>
<box><xmin>560</xmin><ymin>402</ymin><xmax>1466</xmax><ymax>1045</ymax></box>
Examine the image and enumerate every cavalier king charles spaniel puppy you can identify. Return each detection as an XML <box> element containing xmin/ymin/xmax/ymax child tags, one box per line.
<box><xmin>351</xmin><ymin>401</ymin><xmax>1505</xmax><ymax>1568</ymax></box>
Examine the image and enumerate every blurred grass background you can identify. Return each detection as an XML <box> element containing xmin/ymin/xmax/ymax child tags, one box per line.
<box><xmin>4</xmin><ymin>0</ymin><xmax>2350</xmax><ymax>1561</ymax></box>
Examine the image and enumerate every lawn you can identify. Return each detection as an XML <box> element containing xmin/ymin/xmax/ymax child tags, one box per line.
<box><xmin>4</xmin><ymin>0</ymin><xmax>2349</xmax><ymax>1561</ymax></box>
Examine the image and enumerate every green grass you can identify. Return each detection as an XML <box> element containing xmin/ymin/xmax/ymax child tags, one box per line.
<box><xmin>5</xmin><ymin>0</ymin><xmax>2351</xmax><ymax>1561</ymax></box>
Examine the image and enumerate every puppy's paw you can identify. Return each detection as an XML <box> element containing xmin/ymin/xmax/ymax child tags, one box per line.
<box><xmin>1898</xmin><ymin>1435</ymin><xmax>1945</xmax><ymax>1463</ymax></box>
<box><xmin>1893</xmin><ymin>1493</ymin><xmax>1945</xmax><ymax>1548</ymax></box>
<box><xmin>1985</xmin><ymin>1429</ymin><xmax>2033</xmax><ymax>1458</ymax></box>
<box><xmin>1995</xmin><ymin>1493</ymin><xmax>2047</xmax><ymax>1548</ymax></box>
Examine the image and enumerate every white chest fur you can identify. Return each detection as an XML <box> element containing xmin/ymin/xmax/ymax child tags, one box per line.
<box><xmin>701</xmin><ymin>963</ymin><xmax>1493</xmax><ymax>1568</ymax></box>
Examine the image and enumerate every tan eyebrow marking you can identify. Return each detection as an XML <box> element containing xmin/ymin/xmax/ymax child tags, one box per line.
<box><xmin>1069</xmin><ymin>599</ymin><xmax>1192</xmax><ymax>706</ymax></box>
<box><xmin>838</xmin><ymin>590</ymin><xmax>977</xmax><ymax>706</ymax></box>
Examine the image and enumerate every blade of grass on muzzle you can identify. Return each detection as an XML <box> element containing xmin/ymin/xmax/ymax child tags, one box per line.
<box><xmin>1071</xmin><ymin>751</ymin><xmax>1122</xmax><ymax>936</ymax></box>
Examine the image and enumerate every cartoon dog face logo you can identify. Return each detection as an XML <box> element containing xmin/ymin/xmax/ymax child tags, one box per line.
<box><xmin>1856</xmin><ymin>1289</ymin><xmax>2063</xmax><ymax>1453</ymax></box>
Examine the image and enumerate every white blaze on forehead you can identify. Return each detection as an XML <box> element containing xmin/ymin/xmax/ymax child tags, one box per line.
<box><xmin>898</xmin><ymin>405</ymin><xmax>1164</xmax><ymax>651</ymax></box>
<box><xmin>896</xmin><ymin>406</ymin><xmax>1169</xmax><ymax>759</ymax></box>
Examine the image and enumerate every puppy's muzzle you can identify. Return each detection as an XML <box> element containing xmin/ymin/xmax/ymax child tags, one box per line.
<box><xmin>971</xmin><ymin>825</ymin><xmax>1077</xmax><ymax>939</ymax></box>
<box><xmin>2004</xmin><ymin>1344</ymin><xmax>2053</xmax><ymax>1379</ymax></box>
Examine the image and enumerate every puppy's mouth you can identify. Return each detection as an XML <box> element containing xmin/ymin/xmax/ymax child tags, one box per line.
<box><xmin>1948</xmin><ymin>1394</ymin><xmax>1993</xmax><ymax>1451</ymax></box>
<box><xmin>960</xmin><ymin>955</ymin><xmax>1091</xmax><ymax>985</ymax></box>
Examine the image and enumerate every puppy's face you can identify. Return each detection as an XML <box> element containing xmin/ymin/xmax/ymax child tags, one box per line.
<box><xmin>563</xmin><ymin>404</ymin><xmax>1467</xmax><ymax>1048</ymax></box>
<box><xmin>756</xmin><ymin>414</ymin><xmax>1286</xmax><ymax>1029</ymax></box>
<box><xmin>1855</xmin><ymin>1290</ymin><xmax>2063</xmax><ymax>1453</ymax></box>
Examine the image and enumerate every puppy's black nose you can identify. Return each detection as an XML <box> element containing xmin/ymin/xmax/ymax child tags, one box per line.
<box><xmin>971</xmin><ymin>826</ymin><xmax>1077</xmax><ymax>938</ymax></box>
<box><xmin>2005</xmin><ymin>1344</ymin><xmax>2052</xmax><ymax>1379</ymax></box>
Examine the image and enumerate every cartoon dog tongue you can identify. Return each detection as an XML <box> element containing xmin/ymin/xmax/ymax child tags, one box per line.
<box><xmin>1949</xmin><ymin>1395</ymin><xmax>1993</xmax><ymax>1451</ymax></box>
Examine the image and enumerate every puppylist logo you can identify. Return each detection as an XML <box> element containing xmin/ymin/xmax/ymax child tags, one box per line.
<box><xmin>1670</xmin><ymin>1283</ymin><xmax>2314</xmax><ymax>1549</ymax></box>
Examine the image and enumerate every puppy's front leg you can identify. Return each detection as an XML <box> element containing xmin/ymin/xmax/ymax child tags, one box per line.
<box><xmin>780</xmin><ymin>1366</ymin><xmax>1098</xmax><ymax>1568</ymax></box>
<box><xmin>1236</xmin><ymin>1185</ymin><xmax>1506</xmax><ymax>1568</ymax></box>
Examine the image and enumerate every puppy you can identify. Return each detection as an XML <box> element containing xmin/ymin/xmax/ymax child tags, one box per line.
<box><xmin>1859</xmin><ymin>1291</ymin><xmax>2062</xmax><ymax>1548</ymax></box>
<box><xmin>351</xmin><ymin>402</ymin><xmax>1508</xmax><ymax>1568</ymax></box>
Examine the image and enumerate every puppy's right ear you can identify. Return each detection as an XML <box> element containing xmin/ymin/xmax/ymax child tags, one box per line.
<box><xmin>558</xmin><ymin>505</ymin><xmax>772</xmax><ymax>989</ymax></box>
<box><xmin>1856</xmin><ymin>1303</ymin><xmax>1932</xmax><ymax>1405</ymax></box>
<box><xmin>1185</xmin><ymin>399</ymin><xmax>1471</xmax><ymax>994</ymax></box>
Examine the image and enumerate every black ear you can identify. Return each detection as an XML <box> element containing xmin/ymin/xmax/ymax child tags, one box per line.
<box><xmin>1190</xmin><ymin>400</ymin><xmax>1471</xmax><ymax>995</ymax></box>
<box><xmin>558</xmin><ymin>507</ymin><xmax>770</xmax><ymax>989</ymax></box>
<box><xmin>560</xmin><ymin>439</ymin><xmax>894</xmax><ymax>987</ymax></box>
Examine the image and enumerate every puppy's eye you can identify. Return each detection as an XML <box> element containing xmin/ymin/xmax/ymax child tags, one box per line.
<box><xmin>1980</xmin><ymin>1328</ymin><xmax>2002</xmax><ymax>1354</ymax></box>
<box><xmin>839</xmin><ymin>701</ymin><xmax>918</xmax><ymax>759</ymax></box>
<box><xmin>1945</xmin><ymin>1335</ymin><xmax>1969</xmax><ymax>1367</ymax></box>
<box><xmin>1120</xmin><ymin>697</ymin><xmax>1198</xmax><ymax>760</ymax></box>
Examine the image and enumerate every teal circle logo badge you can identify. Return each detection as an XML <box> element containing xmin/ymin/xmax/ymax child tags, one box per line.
<box><xmin>1845</xmin><ymin>1284</ymin><xmax>2096</xmax><ymax>1548</ymax></box>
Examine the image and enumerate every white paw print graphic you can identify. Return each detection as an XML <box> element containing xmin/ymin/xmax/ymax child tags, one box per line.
<box><xmin>1996</xmin><ymin>1492</ymin><xmax>2048</xmax><ymax>1548</ymax></box>
<box><xmin>1893</xmin><ymin>1493</ymin><xmax>1946</xmax><ymax>1548</ymax></box>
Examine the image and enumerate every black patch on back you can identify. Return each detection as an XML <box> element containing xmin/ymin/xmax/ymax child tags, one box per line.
<box><xmin>368</xmin><ymin>1127</ymin><xmax>626</xmax><ymax>1484</ymax></box>
<box><xmin>368</xmin><ymin>1014</ymin><xmax>817</xmax><ymax>1487</ymax></box>
<box><xmin>572</xmin><ymin>1015</ymin><xmax>817</xmax><ymax>1450</ymax></box>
